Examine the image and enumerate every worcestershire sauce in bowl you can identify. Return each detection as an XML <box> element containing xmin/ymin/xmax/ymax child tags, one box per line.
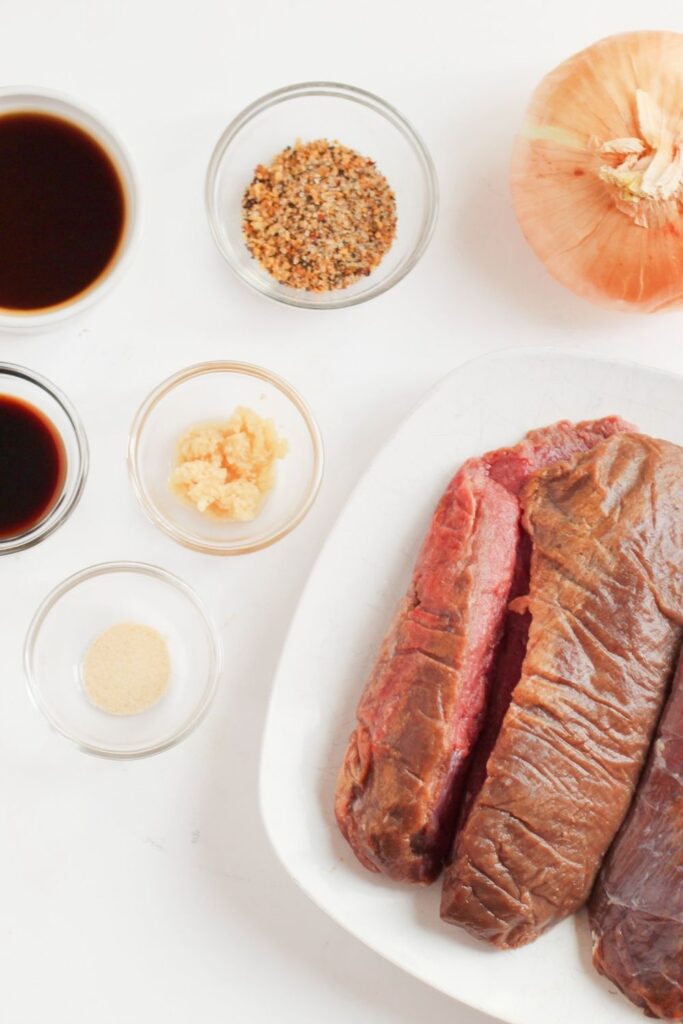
<box><xmin>0</xmin><ymin>396</ymin><xmax>66</xmax><ymax>538</ymax></box>
<box><xmin>0</xmin><ymin>112</ymin><xmax>125</xmax><ymax>312</ymax></box>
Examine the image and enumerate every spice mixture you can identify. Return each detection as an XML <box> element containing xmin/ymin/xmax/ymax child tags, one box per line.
<box><xmin>242</xmin><ymin>139</ymin><xmax>397</xmax><ymax>292</ymax></box>
<box><xmin>170</xmin><ymin>406</ymin><xmax>288</xmax><ymax>522</ymax></box>
<box><xmin>83</xmin><ymin>622</ymin><xmax>170</xmax><ymax>716</ymax></box>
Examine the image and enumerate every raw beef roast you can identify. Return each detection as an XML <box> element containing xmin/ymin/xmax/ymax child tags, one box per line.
<box><xmin>590</xmin><ymin>649</ymin><xmax>683</xmax><ymax>1021</ymax></box>
<box><xmin>335</xmin><ymin>417</ymin><xmax>630</xmax><ymax>884</ymax></box>
<box><xmin>440</xmin><ymin>434</ymin><xmax>683</xmax><ymax>947</ymax></box>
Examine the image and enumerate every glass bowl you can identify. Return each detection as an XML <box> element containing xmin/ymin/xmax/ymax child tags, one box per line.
<box><xmin>0</xmin><ymin>362</ymin><xmax>88</xmax><ymax>554</ymax></box>
<box><xmin>205</xmin><ymin>81</ymin><xmax>438</xmax><ymax>309</ymax></box>
<box><xmin>0</xmin><ymin>87</ymin><xmax>140</xmax><ymax>331</ymax></box>
<box><xmin>24</xmin><ymin>562</ymin><xmax>221</xmax><ymax>759</ymax></box>
<box><xmin>128</xmin><ymin>361</ymin><xmax>324</xmax><ymax>555</ymax></box>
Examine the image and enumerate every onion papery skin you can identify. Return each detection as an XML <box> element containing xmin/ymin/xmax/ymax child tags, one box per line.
<box><xmin>511</xmin><ymin>31</ymin><xmax>683</xmax><ymax>313</ymax></box>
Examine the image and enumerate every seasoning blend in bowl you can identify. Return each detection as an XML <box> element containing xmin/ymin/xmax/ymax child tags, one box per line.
<box><xmin>0</xmin><ymin>363</ymin><xmax>88</xmax><ymax>554</ymax></box>
<box><xmin>242</xmin><ymin>139</ymin><xmax>397</xmax><ymax>292</ymax></box>
<box><xmin>206</xmin><ymin>82</ymin><xmax>438</xmax><ymax>309</ymax></box>
<box><xmin>24</xmin><ymin>563</ymin><xmax>221</xmax><ymax>759</ymax></box>
<box><xmin>128</xmin><ymin>362</ymin><xmax>323</xmax><ymax>555</ymax></box>
<box><xmin>0</xmin><ymin>88</ymin><xmax>139</xmax><ymax>329</ymax></box>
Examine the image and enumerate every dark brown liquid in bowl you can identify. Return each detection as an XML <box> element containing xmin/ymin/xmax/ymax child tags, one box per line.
<box><xmin>0</xmin><ymin>395</ymin><xmax>67</xmax><ymax>538</ymax></box>
<box><xmin>0</xmin><ymin>112</ymin><xmax>126</xmax><ymax>311</ymax></box>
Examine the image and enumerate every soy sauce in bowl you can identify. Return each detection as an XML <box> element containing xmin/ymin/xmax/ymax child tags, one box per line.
<box><xmin>0</xmin><ymin>111</ymin><xmax>126</xmax><ymax>314</ymax></box>
<box><xmin>0</xmin><ymin>395</ymin><xmax>66</xmax><ymax>539</ymax></box>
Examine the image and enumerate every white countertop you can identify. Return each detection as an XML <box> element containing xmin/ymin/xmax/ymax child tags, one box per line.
<box><xmin>3</xmin><ymin>1</ymin><xmax>683</xmax><ymax>1022</ymax></box>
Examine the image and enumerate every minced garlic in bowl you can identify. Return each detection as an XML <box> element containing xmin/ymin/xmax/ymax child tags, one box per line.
<box><xmin>169</xmin><ymin>406</ymin><xmax>288</xmax><ymax>522</ymax></box>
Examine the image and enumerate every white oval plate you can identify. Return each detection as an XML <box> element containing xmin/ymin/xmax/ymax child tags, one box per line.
<box><xmin>259</xmin><ymin>349</ymin><xmax>683</xmax><ymax>1024</ymax></box>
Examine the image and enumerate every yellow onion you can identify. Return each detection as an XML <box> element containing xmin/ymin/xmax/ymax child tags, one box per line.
<box><xmin>512</xmin><ymin>31</ymin><xmax>683</xmax><ymax>313</ymax></box>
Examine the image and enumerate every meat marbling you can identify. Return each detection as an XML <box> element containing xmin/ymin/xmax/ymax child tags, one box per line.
<box><xmin>590</xmin><ymin>649</ymin><xmax>683</xmax><ymax>1020</ymax></box>
<box><xmin>440</xmin><ymin>433</ymin><xmax>683</xmax><ymax>947</ymax></box>
<box><xmin>335</xmin><ymin>417</ymin><xmax>630</xmax><ymax>884</ymax></box>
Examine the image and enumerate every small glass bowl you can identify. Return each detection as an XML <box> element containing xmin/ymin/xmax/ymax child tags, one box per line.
<box><xmin>205</xmin><ymin>81</ymin><xmax>438</xmax><ymax>309</ymax></box>
<box><xmin>0</xmin><ymin>87</ymin><xmax>140</xmax><ymax>331</ymax></box>
<box><xmin>0</xmin><ymin>363</ymin><xmax>88</xmax><ymax>554</ymax></box>
<box><xmin>24</xmin><ymin>562</ymin><xmax>221</xmax><ymax>759</ymax></box>
<box><xmin>128</xmin><ymin>361</ymin><xmax>324</xmax><ymax>555</ymax></box>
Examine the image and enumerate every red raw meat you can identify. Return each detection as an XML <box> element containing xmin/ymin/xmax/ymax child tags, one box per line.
<box><xmin>441</xmin><ymin>433</ymin><xmax>683</xmax><ymax>947</ymax></box>
<box><xmin>590</xmin><ymin>648</ymin><xmax>683</xmax><ymax>1020</ymax></box>
<box><xmin>335</xmin><ymin>417</ymin><xmax>631</xmax><ymax>884</ymax></box>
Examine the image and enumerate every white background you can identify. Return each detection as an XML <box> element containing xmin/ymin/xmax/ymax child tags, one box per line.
<box><xmin>2</xmin><ymin>2</ymin><xmax>683</xmax><ymax>1022</ymax></box>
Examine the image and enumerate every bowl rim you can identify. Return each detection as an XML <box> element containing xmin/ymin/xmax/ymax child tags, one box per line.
<box><xmin>205</xmin><ymin>80</ymin><xmax>439</xmax><ymax>310</ymax></box>
<box><xmin>0</xmin><ymin>361</ymin><xmax>89</xmax><ymax>554</ymax></box>
<box><xmin>23</xmin><ymin>560</ymin><xmax>223</xmax><ymax>760</ymax></box>
<box><xmin>0</xmin><ymin>85</ymin><xmax>141</xmax><ymax>331</ymax></box>
<box><xmin>127</xmin><ymin>360</ymin><xmax>325</xmax><ymax>555</ymax></box>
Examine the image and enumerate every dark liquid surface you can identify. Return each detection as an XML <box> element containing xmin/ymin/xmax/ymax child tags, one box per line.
<box><xmin>0</xmin><ymin>112</ymin><xmax>125</xmax><ymax>311</ymax></box>
<box><xmin>0</xmin><ymin>395</ymin><xmax>66</xmax><ymax>538</ymax></box>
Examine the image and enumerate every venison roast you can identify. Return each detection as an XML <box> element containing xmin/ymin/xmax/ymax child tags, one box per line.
<box><xmin>590</xmin><ymin>649</ymin><xmax>683</xmax><ymax>1021</ymax></box>
<box><xmin>335</xmin><ymin>417</ymin><xmax>630</xmax><ymax>884</ymax></box>
<box><xmin>440</xmin><ymin>434</ymin><xmax>683</xmax><ymax>947</ymax></box>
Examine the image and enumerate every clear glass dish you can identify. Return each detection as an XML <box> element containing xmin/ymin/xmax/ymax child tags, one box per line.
<box><xmin>0</xmin><ymin>362</ymin><xmax>88</xmax><ymax>554</ymax></box>
<box><xmin>128</xmin><ymin>361</ymin><xmax>324</xmax><ymax>555</ymax></box>
<box><xmin>24</xmin><ymin>562</ymin><xmax>221</xmax><ymax>759</ymax></box>
<box><xmin>0</xmin><ymin>87</ymin><xmax>140</xmax><ymax>331</ymax></box>
<box><xmin>205</xmin><ymin>81</ymin><xmax>438</xmax><ymax>309</ymax></box>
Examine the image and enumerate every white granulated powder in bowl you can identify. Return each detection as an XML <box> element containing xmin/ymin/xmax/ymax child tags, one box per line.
<box><xmin>82</xmin><ymin>621</ymin><xmax>171</xmax><ymax>716</ymax></box>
